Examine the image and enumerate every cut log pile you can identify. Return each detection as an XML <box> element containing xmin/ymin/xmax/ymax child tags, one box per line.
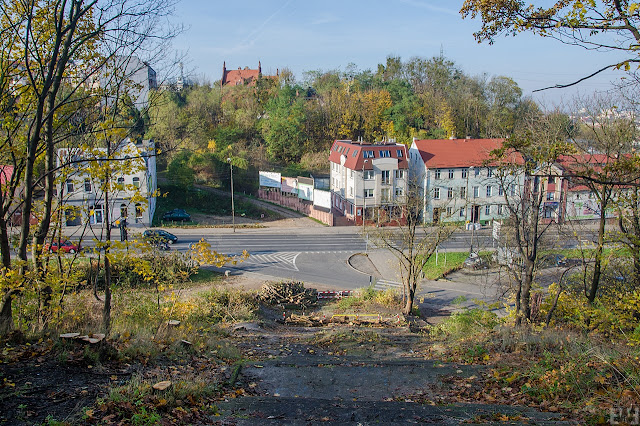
<box><xmin>258</xmin><ymin>281</ymin><xmax>317</xmax><ymax>309</ymax></box>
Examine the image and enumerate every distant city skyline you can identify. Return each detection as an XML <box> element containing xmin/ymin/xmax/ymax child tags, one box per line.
<box><xmin>170</xmin><ymin>0</ymin><xmax>630</xmax><ymax>106</ymax></box>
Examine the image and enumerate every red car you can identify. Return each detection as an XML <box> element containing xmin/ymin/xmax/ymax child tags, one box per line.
<box><xmin>46</xmin><ymin>240</ymin><xmax>81</xmax><ymax>254</ymax></box>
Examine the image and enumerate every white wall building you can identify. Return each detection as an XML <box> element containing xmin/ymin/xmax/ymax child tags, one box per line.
<box><xmin>329</xmin><ymin>139</ymin><xmax>409</xmax><ymax>225</ymax></box>
<box><xmin>57</xmin><ymin>139</ymin><xmax>157</xmax><ymax>227</ymax></box>
<box><xmin>409</xmin><ymin>138</ymin><xmax>525</xmax><ymax>224</ymax></box>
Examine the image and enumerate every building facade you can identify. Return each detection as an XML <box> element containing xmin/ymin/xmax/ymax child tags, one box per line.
<box><xmin>57</xmin><ymin>139</ymin><xmax>157</xmax><ymax>227</ymax></box>
<box><xmin>409</xmin><ymin>138</ymin><xmax>526</xmax><ymax>224</ymax></box>
<box><xmin>329</xmin><ymin>139</ymin><xmax>409</xmax><ymax>225</ymax></box>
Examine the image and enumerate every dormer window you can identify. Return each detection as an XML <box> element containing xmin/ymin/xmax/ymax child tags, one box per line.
<box><xmin>380</xmin><ymin>150</ymin><xmax>391</xmax><ymax>158</ymax></box>
<box><xmin>363</xmin><ymin>150</ymin><xmax>375</xmax><ymax>159</ymax></box>
<box><xmin>396</xmin><ymin>149</ymin><xmax>403</xmax><ymax>157</ymax></box>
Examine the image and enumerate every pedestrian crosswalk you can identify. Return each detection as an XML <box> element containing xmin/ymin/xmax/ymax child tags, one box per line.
<box><xmin>374</xmin><ymin>279</ymin><xmax>402</xmax><ymax>292</ymax></box>
<box><xmin>243</xmin><ymin>252</ymin><xmax>300</xmax><ymax>271</ymax></box>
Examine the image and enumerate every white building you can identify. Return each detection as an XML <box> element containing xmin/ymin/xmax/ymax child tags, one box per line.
<box><xmin>57</xmin><ymin>139</ymin><xmax>157</xmax><ymax>227</ymax></box>
<box><xmin>329</xmin><ymin>139</ymin><xmax>409</xmax><ymax>225</ymax></box>
<box><xmin>409</xmin><ymin>138</ymin><xmax>525</xmax><ymax>224</ymax></box>
<box><xmin>100</xmin><ymin>56</ymin><xmax>157</xmax><ymax>110</ymax></box>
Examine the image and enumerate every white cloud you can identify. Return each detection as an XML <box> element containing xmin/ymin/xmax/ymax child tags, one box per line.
<box><xmin>311</xmin><ymin>14</ymin><xmax>341</xmax><ymax>25</ymax></box>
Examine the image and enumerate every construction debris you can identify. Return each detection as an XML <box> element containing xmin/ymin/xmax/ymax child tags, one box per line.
<box><xmin>258</xmin><ymin>281</ymin><xmax>317</xmax><ymax>309</ymax></box>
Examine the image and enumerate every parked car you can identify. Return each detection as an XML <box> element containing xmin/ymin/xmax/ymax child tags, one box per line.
<box><xmin>143</xmin><ymin>229</ymin><xmax>178</xmax><ymax>244</ymax></box>
<box><xmin>45</xmin><ymin>240</ymin><xmax>81</xmax><ymax>254</ymax></box>
<box><xmin>162</xmin><ymin>208</ymin><xmax>191</xmax><ymax>222</ymax></box>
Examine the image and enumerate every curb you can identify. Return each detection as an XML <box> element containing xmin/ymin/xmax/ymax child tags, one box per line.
<box><xmin>346</xmin><ymin>252</ymin><xmax>382</xmax><ymax>279</ymax></box>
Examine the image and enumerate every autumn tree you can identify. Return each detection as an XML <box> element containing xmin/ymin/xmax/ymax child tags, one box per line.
<box><xmin>461</xmin><ymin>0</ymin><xmax>640</xmax><ymax>88</ymax></box>
<box><xmin>368</xmin><ymin>183</ymin><xmax>456</xmax><ymax>316</ymax></box>
<box><xmin>492</xmin><ymin>110</ymin><xmax>574</xmax><ymax>324</ymax></box>
<box><xmin>0</xmin><ymin>0</ymin><xmax>179</xmax><ymax>336</ymax></box>
<box><xmin>561</xmin><ymin>95</ymin><xmax>640</xmax><ymax>303</ymax></box>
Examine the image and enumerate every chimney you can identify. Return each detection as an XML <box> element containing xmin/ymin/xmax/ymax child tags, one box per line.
<box><xmin>258</xmin><ymin>60</ymin><xmax>262</xmax><ymax>74</ymax></box>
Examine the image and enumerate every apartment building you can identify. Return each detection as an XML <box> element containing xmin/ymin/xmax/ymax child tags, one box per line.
<box><xmin>329</xmin><ymin>139</ymin><xmax>409</xmax><ymax>225</ymax></box>
<box><xmin>57</xmin><ymin>139</ymin><xmax>157</xmax><ymax>227</ymax></box>
<box><xmin>409</xmin><ymin>138</ymin><xmax>525</xmax><ymax>224</ymax></box>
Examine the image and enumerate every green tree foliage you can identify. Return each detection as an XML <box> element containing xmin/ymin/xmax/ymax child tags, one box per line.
<box><xmin>261</xmin><ymin>87</ymin><xmax>307</xmax><ymax>163</ymax></box>
<box><xmin>148</xmin><ymin>55</ymin><xmax>531</xmax><ymax>176</ymax></box>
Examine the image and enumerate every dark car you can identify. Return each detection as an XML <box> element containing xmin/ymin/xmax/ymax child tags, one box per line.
<box><xmin>45</xmin><ymin>240</ymin><xmax>81</xmax><ymax>254</ymax></box>
<box><xmin>143</xmin><ymin>229</ymin><xmax>178</xmax><ymax>244</ymax></box>
<box><xmin>162</xmin><ymin>208</ymin><xmax>191</xmax><ymax>222</ymax></box>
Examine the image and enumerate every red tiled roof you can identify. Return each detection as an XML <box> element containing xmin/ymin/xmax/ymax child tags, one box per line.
<box><xmin>412</xmin><ymin>138</ymin><xmax>523</xmax><ymax>168</ymax></box>
<box><xmin>328</xmin><ymin>140</ymin><xmax>408</xmax><ymax>170</ymax></box>
<box><xmin>222</xmin><ymin>68</ymin><xmax>260</xmax><ymax>86</ymax></box>
<box><xmin>0</xmin><ymin>165</ymin><xmax>14</xmax><ymax>186</ymax></box>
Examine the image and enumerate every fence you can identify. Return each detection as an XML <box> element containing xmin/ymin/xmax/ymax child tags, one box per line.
<box><xmin>258</xmin><ymin>189</ymin><xmax>334</xmax><ymax>226</ymax></box>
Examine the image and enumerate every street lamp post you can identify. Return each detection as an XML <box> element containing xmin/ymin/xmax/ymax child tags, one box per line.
<box><xmin>362</xmin><ymin>159</ymin><xmax>368</xmax><ymax>251</ymax></box>
<box><xmin>227</xmin><ymin>157</ymin><xmax>235</xmax><ymax>233</ymax></box>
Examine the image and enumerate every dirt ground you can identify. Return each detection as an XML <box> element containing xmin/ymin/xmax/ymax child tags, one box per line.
<box><xmin>189</xmin><ymin>213</ymin><xmax>324</xmax><ymax>229</ymax></box>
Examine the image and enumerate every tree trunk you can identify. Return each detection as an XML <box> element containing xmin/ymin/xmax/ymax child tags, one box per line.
<box><xmin>403</xmin><ymin>280</ymin><xmax>416</xmax><ymax>316</ymax></box>
<box><xmin>102</xmin><ymin>166</ymin><xmax>112</xmax><ymax>334</ymax></box>
<box><xmin>0</xmin><ymin>290</ymin><xmax>15</xmax><ymax>335</ymax></box>
<box><xmin>588</xmin><ymin>211</ymin><xmax>606</xmax><ymax>304</ymax></box>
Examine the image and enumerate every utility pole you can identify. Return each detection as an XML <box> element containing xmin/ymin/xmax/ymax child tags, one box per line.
<box><xmin>362</xmin><ymin>159</ymin><xmax>368</xmax><ymax>252</ymax></box>
<box><xmin>227</xmin><ymin>158</ymin><xmax>235</xmax><ymax>233</ymax></box>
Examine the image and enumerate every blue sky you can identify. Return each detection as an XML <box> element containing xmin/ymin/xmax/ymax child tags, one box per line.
<box><xmin>171</xmin><ymin>0</ymin><xmax>629</xmax><ymax>106</ymax></box>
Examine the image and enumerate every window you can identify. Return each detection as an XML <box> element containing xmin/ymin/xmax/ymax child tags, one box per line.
<box><xmin>475</xmin><ymin>167</ymin><xmax>480</xmax><ymax>176</ymax></box>
<box><xmin>485</xmin><ymin>205</ymin><xmax>491</xmax><ymax>215</ymax></box>
<box><xmin>380</xmin><ymin>150</ymin><xmax>391</xmax><ymax>158</ymax></box>
<box><xmin>381</xmin><ymin>170</ymin><xmax>390</xmax><ymax>184</ymax></box>
<box><xmin>381</xmin><ymin>188</ymin><xmax>390</xmax><ymax>201</ymax></box>
<box><xmin>433</xmin><ymin>187</ymin><xmax>440</xmax><ymax>199</ymax></box>
<box><xmin>135</xmin><ymin>203</ymin><xmax>143</xmax><ymax>220</ymax></box>
<box><xmin>363</xmin><ymin>150</ymin><xmax>375</xmax><ymax>159</ymax></box>
<box><xmin>66</xmin><ymin>179</ymin><xmax>74</xmax><ymax>193</ymax></box>
<box><xmin>349</xmin><ymin>186</ymin><xmax>353</xmax><ymax>196</ymax></box>
<box><xmin>473</xmin><ymin>186</ymin><xmax>479</xmax><ymax>198</ymax></box>
<box><xmin>435</xmin><ymin>169</ymin><xmax>441</xmax><ymax>179</ymax></box>
<box><xmin>487</xmin><ymin>168</ymin><xmax>493</xmax><ymax>177</ymax></box>
<box><xmin>352</xmin><ymin>149</ymin><xmax>358</xmax><ymax>157</ymax></box>
<box><xmin>460</xmin><ymin>187</ymin><xmax>466</xmax><ymax>198</ymax></box>
<box><xmin>84</xmin><ymin>178</ymin><xmax>91</xmax><ymax>192</ymax></box>
<box><xmin>498</xmin><ymin>205</ymin><xmax>504</xmax><ymax>215</ymax></box>
<box><xmin>448</xmin><ymin>169</ymin><xmax>454</xmax><ymax>179</ymax></box>
<box><xmin>548</xmin><ymin>175</ymin><xmax>555</xmax><ymax>184</ymax></box>
<box><xmin>120</xmin><ymin>204</ymin><xmax>128</xmax><ymax>219</ymax></box>
<box><xmin>133</xmin><ymin>177</ymin><xmax>140</xmax><ymax>188</ymax></box>
<box><xmin>547</xmin><ymin>192</ymin><xmax>555</xmax><ymax>201</ymax></box>
<box><xmin>394</xmin><ymin>170</ymin><xmax>404</xmax><ymax>179</ymax></box>
<box><xmin>117</xmin><ymin>177</ymin><xmax>125</xmax><ymax>185</ymax></box>
<box><xmin>486</xmin><ymin>185</ymin><xmax>492</xmax><ymax>197</ymax></box>
<box><xmin>498</xmin><ymin>185</ymin><xmax>504</xmax><ymax>196</ymax></box>
<box><xmin>396</xmin><ymin>149</ymin><xmax>403</xmax><ymax>157</ymax></box>
<box><xmin>395</xmin><ymin>187</ymin><xmax>404</xmax><ymax>197</ymax></box>
<box><xmin>447</xmin><ymin>207</ymin><xmax>452</xmax><ymax>216</ymax></box>
<box><xmin>459</xmin><ymin>207</ymin><xmax>465</xmax><ymax>217</ymax></box>
<box><xmin>364</xmin><ymin>189</ymin><xmax>374</xmax><ymax>198</ymax></box>
<box><xmin>364</xmin><ymin>170</ymin><xmax>374</xmax><ymax>180</ymax></box>
<box><xmin>447</xmin><ymin>187</ymin><xmax>453</xmax><ymax>199</ymax></box>
<box><xmin>462</xmin><ymin>169</ymin><xmax>467</xmax><ymax>179</ymax></box>
<box><xmin>510</xmin><ymin>184</ymin><xmax>516</xmax><ymax>196</ymax></box>
<box><xmin>344</xmin><ymin>148</ymin><xmax>350</xmax><ymax>156</ymax></box>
